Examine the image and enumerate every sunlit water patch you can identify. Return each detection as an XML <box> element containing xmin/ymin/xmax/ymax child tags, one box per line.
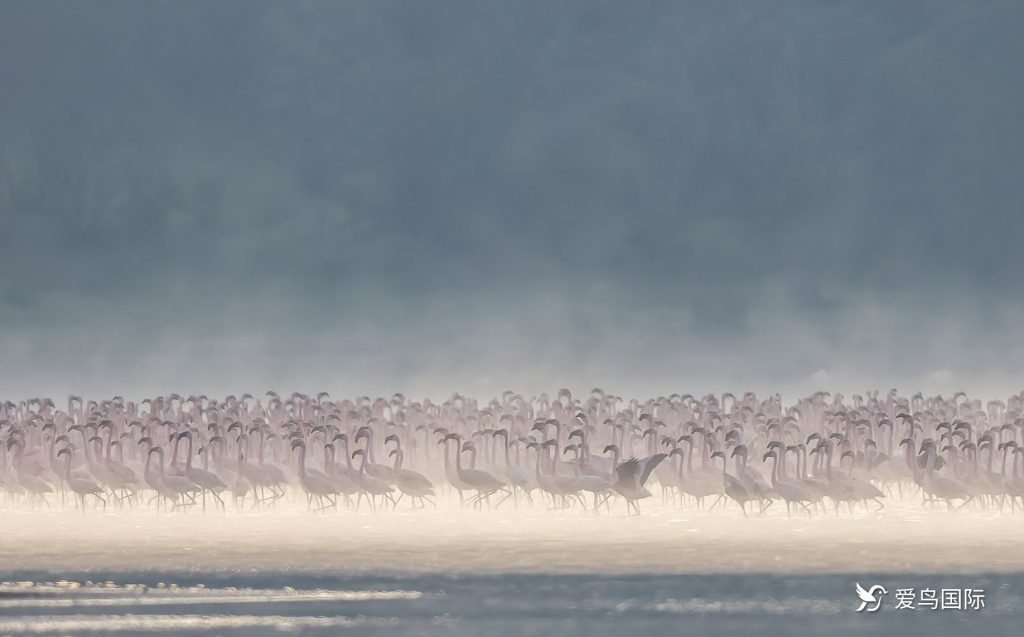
<box><xmin>2</xmin><ymin>502</ymin><xmax>1023</xmax><ymax>635</ymax></box>
<box><xmin>0</xmin><ymin>573</ymin><xmax>1020</xmax><ymax>636</ymax></box>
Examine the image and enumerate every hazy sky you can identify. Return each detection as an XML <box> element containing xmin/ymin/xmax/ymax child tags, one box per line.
<box><xmin>1</xmin><ymin>1</ymin><xmax>1023</xmax><ymax>400</ymax></box>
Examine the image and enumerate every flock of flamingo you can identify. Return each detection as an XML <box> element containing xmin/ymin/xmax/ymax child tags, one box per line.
<box><xmin>2</xmin><ymin>388</ymin><xmax>1023</xmax><ymax>516</ymax></box>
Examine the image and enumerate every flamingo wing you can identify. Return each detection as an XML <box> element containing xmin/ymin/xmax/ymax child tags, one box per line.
<box><xmin>614</xmin><ymin>458</ymin><xmax>640</xmax><ymax>486</ymax></box>
<box><xmin>638</xmin><ymin>453</ymin><xmax>668</xmax><ymax>486</ymax></box>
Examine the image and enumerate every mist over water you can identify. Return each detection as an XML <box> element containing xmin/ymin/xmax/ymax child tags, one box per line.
<box><xmin>1</xmin><ymin>499</ymin><xmax>1022</xmax><ymax>636</ymax></box>
<box><xmin>1</xmin><ymin>498</ymin><xmax>1023</xmax><ymax>575</ymax></box>
<box><xmin>4</xmin><ymin>383</ymin><xmax>1024</xmax><ymax>632</ymax></box>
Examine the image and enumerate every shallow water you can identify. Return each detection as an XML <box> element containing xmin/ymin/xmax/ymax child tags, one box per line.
<box><xmin>0</xmin><ymin>572</ymin><xmax>1019</xmax><ymax>636</ymax></box>
<box><xmin>3</xmin><ymin>497</ymin><xmax>1024</xmax><ymax>574</ymax></box>
<box><xmin>1</xmin><ymin>498</ymin><xmax>1022</xmax><ymax>634</ymax></box>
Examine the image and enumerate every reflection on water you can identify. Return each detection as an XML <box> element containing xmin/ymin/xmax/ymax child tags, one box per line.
<box><xmin>2</xmin><ymin>500</ymin><xmax>1023</xmax><ymax>635</ymax></box>
<box><xmin>0</xmin><ymin>572</ymin><xmax>1019</xmax><ymax>636</ymax></box>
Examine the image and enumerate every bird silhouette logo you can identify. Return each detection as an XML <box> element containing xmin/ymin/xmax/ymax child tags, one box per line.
<box><xmin>855</xmin><ymin>583</ymin><xmax>887</xmax><ymax>612</ymax></box>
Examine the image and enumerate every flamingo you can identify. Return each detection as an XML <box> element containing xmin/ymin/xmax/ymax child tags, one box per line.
<box><xmin>6</xmin><ymin>438</ymin><xmax>53</xmax><ymax>507</ymax></box>
<box><xmin>56</xmin><ymin>447</ymin><xmax>105</xmax><ymax>511</ymax></box>
<box><xmin>711</xmin><ymin>450</ymin><xmax>755</xmax><ymax>516</ymax></box>
<box><xmin>609</xmin><ymin>451</ymin><xmax>666</xmax><ymax>515</ymax></box>
<box><xmin>441</xmin><ymin>433</ymin><xmax>506</xmax><ymax>506</ymax></box>
<box><xmin>388</xmin><ymin>447</ymin><xmax>436</xmax><ymax>509</ymax></box>
<box><xmin>350</xmin><ymin>448</ymin><xmax>395</xmax><ymax>510</ymax></box>
<box><xmin>761</xmin><ymin>447</ymin><xmax>811</xmax><ymax>516</ymax></box>
<box><xmin>291</xmin><ymin>440</ymin><xmax>338</xmax><ymax>512</ymax></box>
<box><xmin>919</xmin><ymin>439</ymin><xmax>972</xmax><ymax>510</ymax></box>
<box><xmin>178</xmin><ymin>431</ymin><xmax>227</xmax><ymax>511</ymax></box>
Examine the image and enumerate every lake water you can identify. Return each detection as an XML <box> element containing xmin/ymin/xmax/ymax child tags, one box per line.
<box><xmin>1</xmin><ymin>499</ymin><xmax>1022</xmax><ymax>634</ymax></box>
<box><xmin>0</xmin><ymin>571</ymin><xmax>1020</xmax><ymax>636</ymax></box>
